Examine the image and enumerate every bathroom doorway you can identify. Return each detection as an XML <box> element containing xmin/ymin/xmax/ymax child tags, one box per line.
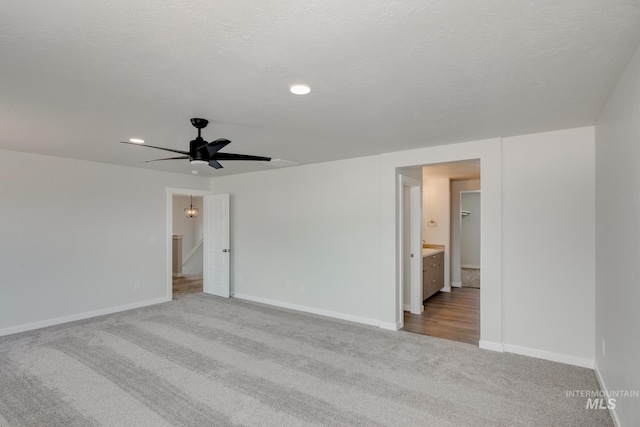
<box><xmin>401</xmin><ymin>160</ymin><xmax>481</xmax><ymax>345</ymax></box>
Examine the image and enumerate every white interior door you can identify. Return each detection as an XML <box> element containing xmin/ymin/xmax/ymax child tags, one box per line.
<box><xmin>203</xmin><ymin>193</ymin><xmax>230</xmax><ymax>297</ymax></box>
<box><xmin>408</xmin><ymin>184</ymin><xmax>423</xmax><ymax>314</ymax></box>
<box><xmin>398</xmin><ymin>174</ymin><xmax>423</xmax><ymax>328</ymax></box>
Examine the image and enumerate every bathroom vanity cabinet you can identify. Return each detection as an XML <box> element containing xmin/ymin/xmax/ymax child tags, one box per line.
<box><xmin>422</xmin><ymin>249</ymin><xmax>444</xmax><ymax>300</ymax></box>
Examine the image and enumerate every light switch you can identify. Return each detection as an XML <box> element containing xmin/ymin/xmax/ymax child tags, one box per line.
<box><xmin>149</xmin><ymin>236</ymin><xmax>157</xmax><ymax>245</ymax></box>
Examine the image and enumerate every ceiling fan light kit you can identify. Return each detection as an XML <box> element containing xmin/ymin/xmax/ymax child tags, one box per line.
<box><xmin>121</xmin><ymin>118</ymin><xmax>271</xmax><ymax>169</ymax></box>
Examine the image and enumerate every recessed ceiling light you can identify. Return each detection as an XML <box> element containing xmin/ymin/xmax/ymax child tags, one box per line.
<box><xmin>129</xmin><ymin>138</ymin><xmax>145</xmax><ymax>144</ymax></box>
<box><xmin>290</xmin><ymin>85</ymin><xmax>311</xmax><ymax>95</ymax></box>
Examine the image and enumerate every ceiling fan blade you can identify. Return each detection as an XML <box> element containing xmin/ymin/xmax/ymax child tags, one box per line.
<box><xmin>215</xmin><ymin>153</ymin><xmax>272</xmax><ymax>162</ymax></box>
<box><xmin>205</xmin><ymin>138</ymin><xmax>232</xmax><ymax>156</ymax></box>
<box><xmin>142</xmin><ymin>156</ymin><xmax>189</xmax><ymax>163</ymax></box>
<box><xmin>120</xmin><ymin>141</ymin><xmax>189</xmax><ymax>155</ymax></box>
<box><xmin>208</xmin><ymin>160</ymin><xmax>223</xmax><ymax>169</ymax></box>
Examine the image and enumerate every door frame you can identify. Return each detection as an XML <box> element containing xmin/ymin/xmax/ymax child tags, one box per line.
<box><xmin>381</xmin><ymin>138</ymin><xmax>502</xmax><ymax>350</ymax></box>
<box><xmin>166</xmin><ymin>187</ymin><xmax>212</xmax><ymax>300</ymax></box>
<box><xmin>398</xmin><ymin>174</ymin><xmax>423</xmax><ymax>322</ymax></box>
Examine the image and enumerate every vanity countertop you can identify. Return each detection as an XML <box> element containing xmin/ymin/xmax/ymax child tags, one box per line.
<box><xmin>422</xmin><ymin>248</ymin><xmax>444</xmax><ymax>257</ymax></box>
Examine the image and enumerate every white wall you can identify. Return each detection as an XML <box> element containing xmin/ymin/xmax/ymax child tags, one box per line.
<box><xmin>422</xmin><ymin>177</ymin><xmax>450</xmax><ymax>246</ymax></box>
<box><xmin>182</xmin><ymin>243</ymin><xmax>203</xmax><ymax>274</ymax></box>
<box><xmin>192</xmin><ymin>196</ymin><xmax>204</xmax><ymax>245</ymax></box>
<box><xmin>595</xmin><ymin>42</ymin><xmax>640</xmax><ymax>426</ymax></box>
<box><xmin>422</xmin><ymin>176</ymin><xmax>451</xmax><ymax>289</ymax></box>
<box><xmin>450</xmin><ymin>179</ymin><xmax>480</xmax><ymax>285</ymax></box>
<box><xmin>210</xmin><ymin>155</ymin><xmax>382</xmax><ymax>325</ymax></box>
<box><xmin>461</xmin><ymin>192</ymin><xmax>481</xmax><ymax>268</ymax></box>
<box><xmin>173</xmin><ymin>195</ymin><xmax>194</xmax><ymax>255</ymax></box>
<box><xmin>0</xmin><ymin>126</ymin><xmax>601</xmax><ymax>369</ymax></box>
<box><xmin>502</xmin><ymin>127</ymin><xmax>595</xmax><ymax>365</ymax></box>
<box><xmin>0</xmin><ymin>150</ymin><xmax>209</xmax><ymax>335</ymax></box>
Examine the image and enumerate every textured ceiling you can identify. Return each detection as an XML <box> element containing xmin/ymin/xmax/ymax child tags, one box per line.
<box><xmin>2</xmin><ymin>0</ymin><xmax>640</xmax><ymax>177</ymax></box>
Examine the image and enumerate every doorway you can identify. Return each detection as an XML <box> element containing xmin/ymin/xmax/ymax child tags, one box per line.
<box><xmin>400</xmin><ymin>160</ymin><xmax>481</xmax><ymax>345</ymax></box>
<box><xmin>165</xmin><ymin>188</ymin><xmax>211</xmax><ymax>300</ymax></box>
<box><xmin>172</xmin><ymin>194</ymin><xmax>204</xmax><ymax>298</ymax></box>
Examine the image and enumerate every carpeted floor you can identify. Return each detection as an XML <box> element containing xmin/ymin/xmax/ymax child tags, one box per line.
<box><xmin>0</xmin><ymin>294</ymin><xmax>611</xmax><ymax>426</ymax></box>
<box><xmin>462</xmin><ymin>268</ymin><xmax>480</xmax><ymax>288</ymax></box>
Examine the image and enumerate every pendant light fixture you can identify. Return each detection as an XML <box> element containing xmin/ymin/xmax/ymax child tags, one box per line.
<box><xmin>184</xmin><ymin>195</ymin><xmax>199</xmax><ymax>218</ymax></box>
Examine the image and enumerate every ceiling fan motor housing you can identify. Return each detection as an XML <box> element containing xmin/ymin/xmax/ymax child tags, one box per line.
<box><xmin>189</xmin><ymin>137</ymin><xmax>209</xmax><ymax>164</ymax></box>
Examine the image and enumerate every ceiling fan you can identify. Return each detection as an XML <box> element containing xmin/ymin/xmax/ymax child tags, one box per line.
<box><xmin>121</xmin><ymin>118</ymin><xmax>271</xmax><ymax>169</ymax></box>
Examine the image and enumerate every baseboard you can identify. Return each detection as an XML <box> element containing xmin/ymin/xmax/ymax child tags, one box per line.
<box><xmin>404</xmin><ymin>303</ymin><xmax>424</xmax><ymax>315</ymax></box>
<box><xmin>0</xmin><ymin>296</ymin><xmax>171</xmax><ymax>337</ymax></box>
<box><xmin>232</xmin><ymin>293</ymin><xmax>382</xmax><ymax>328</ymax></box>
<box><xmin>461</xmin><ymin>264</ymin><xmax>480</xmax><ymax>269</ymax></box>
<box><xmin>479</xmin><ymin>340</ymin><xmax>504</xmax><ymax>352</ymax></box>
<box><xmin>379</xmin><ymin>321</ymin><xmax>402</xmax><ymax>331</ymax></box>
<box><xmin>440</xmin><ymin>285</ymin><xmax>451</xmax><ymax>293</ymax></box>
<box><xmin>451</xmin><ymin>281</ymin><xmax>462</xmax><ymax>288</ymax></box>
<box><xmin>594</xmin><ymin>362</ymin><xmax>621</xmax><ymax>427</ymax></box>
<box><xmin>503</xmin><ymin>343</ymin><xmax>594</xmax><ymax>369</ymax></box>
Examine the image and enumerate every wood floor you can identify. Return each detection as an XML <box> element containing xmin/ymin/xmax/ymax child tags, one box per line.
<box><xmin>172</xmin><ymin>273</ymin><xmax>203</xmax><ymax>298</ymax></box>
<box><xmin>402</xmin><ymin>287</ymin><xmax>480</xmax><ymax>345</ymax></box>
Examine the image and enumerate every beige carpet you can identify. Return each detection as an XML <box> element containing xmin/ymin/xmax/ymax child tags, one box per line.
<box><xmin>0</xmin><ymin>294</ymin><xmax>612</xmax><ymax>426</ymax></box>
<box><xmin>462</xmin><ymin>268</ymin><xmax>480</xmax><ymax>288</ymax></box>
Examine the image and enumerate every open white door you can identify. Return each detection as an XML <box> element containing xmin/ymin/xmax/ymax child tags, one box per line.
<box><xmin>203</xmin><ymin>193</ymin><xmax>230</xmax><ymax>297</ymax></box>
<box><xmin>399</xmin><ymin>174</ymin><xmax>423</xmax><ymax>325</ymax></box>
